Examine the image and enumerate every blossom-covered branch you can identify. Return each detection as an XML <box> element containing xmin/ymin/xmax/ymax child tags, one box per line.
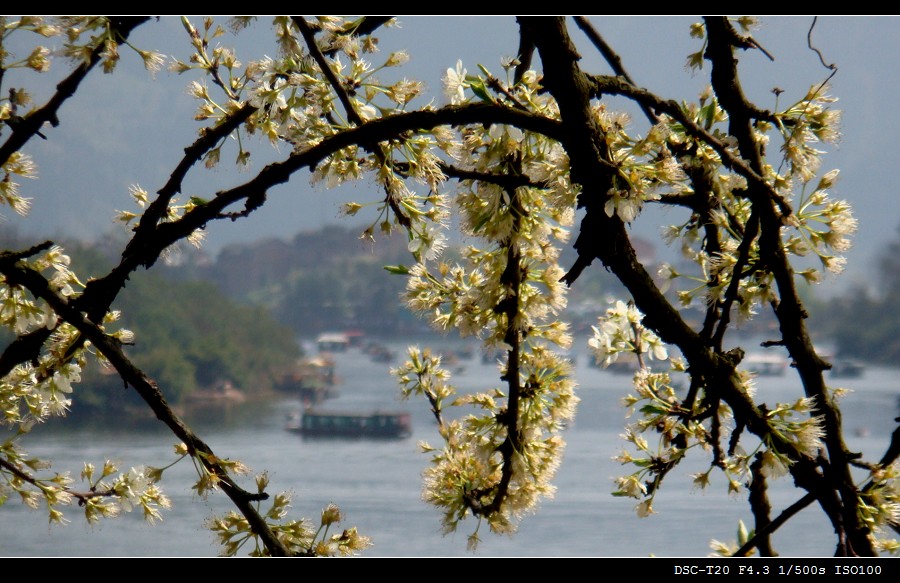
<box><xmin>0</xmin><ymin>17</ymin><xmax>150</xmax><ymax>165</ymax></box>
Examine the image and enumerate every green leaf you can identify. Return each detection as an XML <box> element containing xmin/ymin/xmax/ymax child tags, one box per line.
<box><xmin>384</xmin><ymin>264</ymin><xmax>410</xmax><ymax>275</ymax></box>
<box><xmin>639</xmin><ymin>404</ymin><xmax>667</xmax><ymax>415</ymax></box>
<box><xmin>471</xmin><ymin>211</ymin><xmax>492</xmax><ymax>234</ymax></box>
<box><xmin>467</xmin><ymin>79</ymin><xmax>493</xmax><ymax>103</ymax></box>
<box><xmin>701</xmin><ymin>103</ymin><xmax>716</xmax><ymax>129</ymax></box>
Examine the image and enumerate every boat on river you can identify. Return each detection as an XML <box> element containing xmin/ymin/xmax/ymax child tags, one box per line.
<box><xmin>276</xmin><ymin>355</ymin><xmax>339</xmax><ymax>406</ymax></box>
<box><xmin>829</xmin><ymin>358</ymin><xmax>865</xmax><ymax>379</ymax></box>
<box><xmin>743</xmin><ymin>352</ymin><xmax>788</xmax><ymax>376</ymax></box>
<box><xmin>286</xmin><ymin>409</ymin><xmax>412</xmax><ymax>439</ymax></box>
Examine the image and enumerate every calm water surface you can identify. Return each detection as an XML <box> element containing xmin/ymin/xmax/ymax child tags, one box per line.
<box><xmin>1</xmin><ymin>338</ymin><xmax>896</xmax><ymax>557</ymax></box>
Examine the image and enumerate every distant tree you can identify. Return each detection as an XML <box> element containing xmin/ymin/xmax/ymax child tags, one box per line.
<box><xmin>0</xmin><ymin>16</ymin><xmax>896</xmax><ymax>557</ymax></box>
<box><xmin>23</xmin><ymin>241</ymin><xmax>301</xmax><ymax>413</ymax></box>
<box><xmin>818</xmin><ymin>223</ymin><xmax>900</xmax><ymax>363</ymax></box>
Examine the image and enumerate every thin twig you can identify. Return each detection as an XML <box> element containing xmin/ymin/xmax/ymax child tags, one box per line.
<box><xmin>734</xmin><ymin>492</ymin><xmax>816</xmax><ymax>557</ymax></box>
<box><xmin>808</xmin><ymin>16</ymin><xmax>837</xmax><ymax>73</ymax></box>
<box><xmin>572</xmin><ymin>16</ymin><xmax>658</xmax><ymax>125</ymax></box>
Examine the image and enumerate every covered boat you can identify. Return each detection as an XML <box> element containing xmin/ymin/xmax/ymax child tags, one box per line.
<box><xmin>287</xmin><ymin>409</ymin><xmax>412</xmax><ymax>439</ymax></box>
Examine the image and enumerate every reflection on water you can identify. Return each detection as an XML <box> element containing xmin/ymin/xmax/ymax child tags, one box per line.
<box><xmin>1</xmin><ymin>338</ymin><xmax>897</xmax><ymax>557</ymax></box>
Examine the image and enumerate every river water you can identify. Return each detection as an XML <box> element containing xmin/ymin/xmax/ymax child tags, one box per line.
<box><xmin>1</xmin><ymin>337</ymin><xmax>897</xmax><ymax>557</ymax></box>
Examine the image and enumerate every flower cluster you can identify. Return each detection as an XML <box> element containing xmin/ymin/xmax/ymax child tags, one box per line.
<box><xmin>1</xmin><ymin>245</ymin><xmax>89</xmax><ymax>427</ymax></box>
<box><xmin>588</xmin><ymin>300</ymin><xmax>669</xmax><ymax>370</ymax></box>
<box><xmin>390</xmin><ymin>59</ymin><xmax>582</xmax><ymax>544</ymax></box>
<box><xmin>611</xmin><ymin>366</ymin><xmax>710</xmax><ymax>518</ymax></box>
<box><xmin>396</xmin><ymin>343</ymin><xmax>577</xmax><ymax>541</ymax></box>
<box><xmin>115</xmin><ymin>184</ymin><xmax>206</xmax><ymax>251</ymax></box>
<box><xmin>0</xmin><ymin>151</ymin><xmax>36</xmax><ymax>220</ymax></box>
<box><xmin>858</xmin><ymin>462</ymin><xmax>900</xmax><ymax>554</ymax></box>
<box><xmin>1</xmin><ymin>14</ymin><xmax>894</xmax><ymax>558</ymax></box>
<box><xmin>762</xmin><ymin>397</ymin><xmax>826</xmax><ymax>458</ymax></box>
<box><xmin>207</xmin><ymin>475</ymin><xmax>371</xmax><ymax>556</ymax></box>
<box><xmin>81</xmin><ymin>462</ymin><xmax>172</xmax><ymax>524</ymax></box>
<box><xmin>655</xmin><ymin>79</ymin><xmax>853</xmax><ymax>324</ymax></box>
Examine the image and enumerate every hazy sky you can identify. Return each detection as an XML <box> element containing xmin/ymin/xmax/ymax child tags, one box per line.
<box><xmin>7</xmin><ymin>16</ymin><xmax>897</xmax><ymax>295</ymax></box>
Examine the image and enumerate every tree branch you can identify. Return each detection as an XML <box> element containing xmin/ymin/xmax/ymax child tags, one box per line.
<box><xmin>734</xmin><ymin>492</ymin><xmax>816</xmax><ymax>557</ymax></box>
<box><xmin>0</xmin><ymin>260</ymin><xmax>290</xmax><ymax>556</ymax></box>
<box><xmin>585</xmin><ymin>74</ymin><xmax>792</xmax><ymax>220</ymax></box>
<box><xmin>0</xmin><ymin>17</ymin><xmax>150</xmax><ymax>166</ymax></box>
<box><xmin>747</xmin><ymin>453</ymin><xmax>777</xmax><ymax>556</ymax></box>
<box><xmin>115</xmin><ymin>104</ymin><xmax>257</xmax><ymax>285</ymax></box>
<box><xmin>711</xmin><ymin>210</ymin><xmax>760</xmax><ymax>350</ymax></box>
<box><xmin>464</xmin><ymin>179</ymin><xmax>525</xmax><ymax>518</ymax></box>
<box><xmin>571</xmin><ymin>16</ymin><xmax>658</xmax><ymax>125</ymax></box>
<box><xmin>513</xmin><ymin>22</ymin><xmax>535</xmax><ymax>85</ymax></box>
<box><xmin>0</xmin><ymin>104</ymin><xmax>259</xmax><ymax>380</ymax></box>
<box><xmin>704</xmin><ymin>15</ymin><xmax>872</xmax><ymax>556</ymax></box>
<box><xmin>139</xmin><ymin>103</ymin><xmax>565</xmax><ymax>260</ymax></box>
<box><xmin>292</xmin><ymin>17</ymin><xmax>365</xmax><ymax>129</ymax></box>
<box><xmin>520</xmin><ymin>18</ymin><xmax>843</xmax><ymax>554</ymax></box>
<box><xmin>292</xmin><ymin>15</ymin><xmax>411</xmax><ymax>227</ymax></box>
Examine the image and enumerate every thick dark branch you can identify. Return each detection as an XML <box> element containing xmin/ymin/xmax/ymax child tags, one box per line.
<box><xmin>703</xmin><ymin>19</ymin><xmax>775</xmax><ymax>121</ymax></box>
<box><xmin>0</xmin><ymin>327</ymin><xmax>52</xmax><ymax>377</ymax></box>
<box><xmin>520</xmin><ymin>17</ymin><xmax>699</xmax><ymax>351</ymax></box>
<box><xmin>464</xmin><ymin>182</ymin><xmax>525</xmax><ymax>518</ymax></box>
<box><xmin>675</xmin><ymin>160</ymin><xmax>727</xmax><ymax>341</ymax></box>
<box><xmin>0</xmin><ymin>261</ymin><xmax>289</xmax><ymax>556</ymax></box>
<box><xmin>115</xmin><ymin>105</ymin><xmax>257</xmax><ymax>282</ymax></box>
<box><xmin>654</xmin><ymin>191</ymin><xmax>696</xmax><ymax>207</ymax></box>
<box><xmin>705</xmin><ymin>16</ymin><xmax>872</xmax><ymax>556</ymax></box>
<box><xmin>513</xmin><ymin>22</ymin><xmax>535</xmax><ymax>85</ymax></box>
<box><xmin>747</xmin><ymin>454</ymin><xmax>777</xmax><ymax>556</ymax></box>
<box><xmin>520</xmin><ymin>18</ymin><xmax>840</xmax><ymax>541</ymax></box>
<box><xmin>704</xmin><ymin>18</ymin><xmax>766</xmax><ymax>163</ymax></box>
<box><xmin>346</xmin><ymin>16</ymin><xmax>395</xmax><ymax>38</ymax></box>
<box><xmin>711</xmin><ymin>211</ymin><xmax>760</xmax><ymax>350</ymax></box>
<box><xmin>0</xmin><ymin>17</ymin><xmax>150</xmax><ymax>166</ymax></box>
<box><xmin>877</xmin><ymin>418</ymin><xmax>900</xmax><ymax>468</ymax></box>
<box><xmin>147</xmin><ymin>103</ymin><xmax>565</xmax><ymax>251</ymax></box>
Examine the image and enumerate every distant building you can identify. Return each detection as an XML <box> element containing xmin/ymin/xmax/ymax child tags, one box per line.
<box><xmin>317</xmin><ymin>332</ymin><xmax>350</xmax><ymax>352</ymax></box>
